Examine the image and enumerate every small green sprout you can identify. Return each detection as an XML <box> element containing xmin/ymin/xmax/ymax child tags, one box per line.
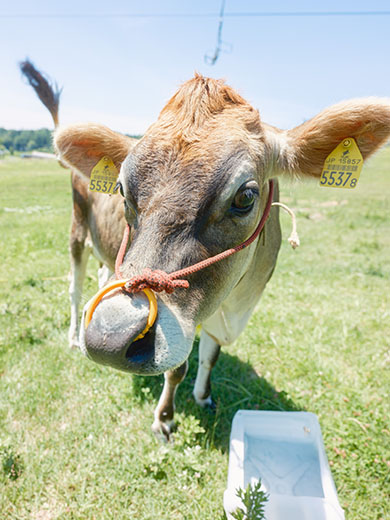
<box><xmin>1</xmin><ymin>446</ymin><xmax>23</xmax><ymax>481</ymax></box>
<box><xmin>231</xmin><ymin>481</ymin><xmax>268</xmax><ymax>520</ymax></box>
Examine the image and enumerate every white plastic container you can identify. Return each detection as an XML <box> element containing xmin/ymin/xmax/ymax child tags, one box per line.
<box><xmin>224</xmin><ymin>411</ymin><xmax>345</xmax><ymax>520</ymax></box>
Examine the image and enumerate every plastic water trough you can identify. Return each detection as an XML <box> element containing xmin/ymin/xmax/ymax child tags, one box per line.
<box><xmin>224</xmin><ymin>411</ymin><xmax>345</xmax><ymax>520</ymax></box>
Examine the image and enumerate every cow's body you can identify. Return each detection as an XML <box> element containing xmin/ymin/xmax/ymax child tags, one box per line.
<box><xmin>51</xmin><ymin>75</ymin><xmax>390</xmax><ymax>439</ymax></box>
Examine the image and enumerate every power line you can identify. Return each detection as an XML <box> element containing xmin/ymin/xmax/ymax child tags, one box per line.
<box><xmin>226</xmin><ymin>11</ymin><xmax>390</xmax><ymax>17</ymax></box>
<box><xmin>2</xmin><ymin>11</ymin><xmax>390</xmax><ymax>19</ymax></box>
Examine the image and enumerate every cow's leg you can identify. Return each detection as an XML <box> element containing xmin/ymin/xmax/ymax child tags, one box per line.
<box><xmin>193</xmin><ymin>329</ymin><xmax>221</xmax><ymax>408</ymax></box>
<box><xmin>68</xmin><ymin>227</ymin><xmax>90</xmax><ymax>349</ymax></box>
<box><xmin>152</xmin><ymin>360</ymin><xmax>188</xmax><ymax>441</ymax></box>
<box><xmin>97</xmin><ymin>263</ymin><xmax>112</xmax><ymax>289</ymax></box>
<box><xmin>68</xmin><ymin>176</ymin><xmax>92</xmax><ymax>349</ymax></box>
<box><xmin>69</xmin><ymin>246</ymin><xmax>90</xmax><ymax>349</ymax></box>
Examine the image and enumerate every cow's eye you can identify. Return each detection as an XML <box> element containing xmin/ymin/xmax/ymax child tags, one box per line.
<box><xmin>231</xmin><ymin>181</ymin><xmax>259</xmax><ymax>214</ymax></box>
<box><xmin>114</xmin><ymin>181</ymin><xmax>125</xmax><ymax>197</ymax></box>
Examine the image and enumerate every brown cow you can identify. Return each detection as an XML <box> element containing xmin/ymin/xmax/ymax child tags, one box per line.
<box><xmin>54</xmin><ymin>75</ymin><xmax>390</xmax><ymax>440</ymax></box>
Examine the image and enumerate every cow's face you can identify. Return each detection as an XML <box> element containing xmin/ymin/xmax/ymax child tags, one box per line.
<box><xmin>55</xmin><ymin>76</ymin><xmax>390</xmax><ymax>375</ymax></box>
<box><xmin>83</xmin><ymin>83</ymin><xmax>274</xmax><ymax>374</ymax></box>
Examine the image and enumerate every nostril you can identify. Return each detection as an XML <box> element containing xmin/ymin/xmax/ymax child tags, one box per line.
<box><xmin>125</xmin><ymin>326</ymin><xmax>155</xmax><ymax>364</ymax></box>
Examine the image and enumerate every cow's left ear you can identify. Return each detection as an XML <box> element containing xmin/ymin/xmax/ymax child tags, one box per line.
<box><xmin>54</xmin><ymin>123</ymin><xmax>135</xmax><ymax>178</ymax></box>
<box><xmin>267</xmin><ymin>98</ymin><xmax>390</xmax><ymax>179</ymax></box>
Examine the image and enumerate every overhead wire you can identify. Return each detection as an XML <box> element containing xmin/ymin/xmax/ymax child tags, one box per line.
<box><xmin>1</xmin><ymin>11</ymin><xmax>390</xmax><ymax>18</ymax></box>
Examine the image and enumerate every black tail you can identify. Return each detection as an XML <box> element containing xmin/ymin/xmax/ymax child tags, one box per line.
<box><xmin>20</xmin><ymin>59</ymin><xmax>62</xmax><ymax>128</ymax></box>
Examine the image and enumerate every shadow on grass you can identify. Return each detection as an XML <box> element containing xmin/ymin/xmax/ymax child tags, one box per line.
<box><xmin>132</xmin><ymin>338</ymin><xmax>302</xmax><ymax>452</ymax></box>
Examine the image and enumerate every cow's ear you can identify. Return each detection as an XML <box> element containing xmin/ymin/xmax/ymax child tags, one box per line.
<box><xmin>54</xmin><ymin>124</ymin><xmax>134</xmax><ymax>178</ymax></box>
<box><xmin>267</xmin><ymin>98</ymin><xmax>390</xmax><ymax>179</ymax></box>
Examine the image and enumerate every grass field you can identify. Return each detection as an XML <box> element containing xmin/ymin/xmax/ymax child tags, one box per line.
<box><xmin>0</xmin><ymin>152</ymin><xmax>389</xmax><ymax>519</ymax></box>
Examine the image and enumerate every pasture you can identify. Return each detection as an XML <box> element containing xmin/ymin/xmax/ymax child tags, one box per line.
<box><xmin>0</xmin><ymin>152</ymin><xmax>389</xmax><ymax>519</ymax></box>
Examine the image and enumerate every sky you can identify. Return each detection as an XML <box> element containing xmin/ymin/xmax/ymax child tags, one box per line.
<box><xmin>1</xmin><ymin>0</ymin><xmax>390</xmax><ymax>135</ymax></box>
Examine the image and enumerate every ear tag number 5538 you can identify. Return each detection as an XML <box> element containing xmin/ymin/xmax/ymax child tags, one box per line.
<box><xmin>320</xmin><ymin>138</ymin><xmax>363</xmax><ymax>189</ymax></box>
<box><xmin>89</xmin><ymin>156</ymin><xmax>118</xmax><ymax>194</ymax></box>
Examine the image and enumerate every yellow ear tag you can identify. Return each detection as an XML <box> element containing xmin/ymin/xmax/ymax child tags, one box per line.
<box><xmin>319</xmin><ymin>138</ymin><xmax>363</xmax><ymax>189</ymax></box>
<box><xmin>89</xmin><ymin>156</ymin><xmax>118</xmax><ymax>194</ymax></box>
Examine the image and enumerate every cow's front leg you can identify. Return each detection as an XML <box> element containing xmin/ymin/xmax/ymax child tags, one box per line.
<box><xmin>97</xmin><ymin>263</ymin><xmax>112</xmax><ymax>289</ymax></box>
<box><xmin>152</xmin><ymin>360</ymin><xmax>188</xmax><ymax>441</ymax></box>
<box><xmin>193</xmin><ymin>329</ymin><xmax>221</xmax><ymax>408</ymax></box>
<box><xmin>68</xmin><ymin>240</ymin><xmax>90</xmax><ymax>349</ymax></box>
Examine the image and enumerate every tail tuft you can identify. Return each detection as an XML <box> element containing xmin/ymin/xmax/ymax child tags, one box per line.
<box><xmin>20</xmin><ymin>58</ymin><xmax>62</xmax><ymax>127</ymax></box>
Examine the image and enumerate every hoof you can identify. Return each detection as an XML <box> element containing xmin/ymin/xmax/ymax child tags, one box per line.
<box><xmin>151</xmin><ymin>418</ymin><xmax>176</xmax><ymax>442</ymax></box>
<box><xmin>193</xmin><ymin>392</ymin><xmax>216</xmax><ymax>412</ymax></box>
<box><xmin>68</xmin><ymin>339</ymin><xmax>80</xmax><ymax>350</ymax></box>
<box><xmin>68</xmin><ymin>329</ymin><xmax>80</xmax><ymax>350</ymax></box>
<box><xmin>205</xmin><ymin>397</ymin><xmax>217</xmax><ymax>412</ymax></box>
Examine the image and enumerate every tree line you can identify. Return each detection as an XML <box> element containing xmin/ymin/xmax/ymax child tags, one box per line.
<box><xmin>0</xmin><ymin>129</ymin><xmax>142</xmax><ymax>155</ymax></box>
<box><xmin>0</xmin><ymin>128</ymin><xmax>53</xmax><ymax>154</ymax></box>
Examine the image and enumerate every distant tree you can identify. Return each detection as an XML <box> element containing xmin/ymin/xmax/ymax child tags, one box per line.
<box><xmin>14</xmin><ymin>133</ymin><xmax>30</xmax><ymax>151</ymax></box>
<box><xmin>0</xmin><ymin>130</ymin><xmax>13</xmax><ymax>150</ymax></box>
<box><xmin>0</xmin><ymin>143</ymin><xmax>7</xmax><ymax>158</ymax></box>
<box><xmin>35</xmin><ymin>128</ymin><xmax>51</xmax><ymax>149</ymax></box>
<box><xmin>26</xmin><ymin>139</ymin><xmax>37</xmax><ymax>151</ymax></box>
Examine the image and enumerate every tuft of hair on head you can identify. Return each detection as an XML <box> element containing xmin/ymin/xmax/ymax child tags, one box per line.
<box><xmin>19</xmin><ymin>58</ymin><xmax>62</xmax><ymax>127</ymax></box>
<box><xmin>157</xmin><ymin>74</ymin><xmax>255</xmax><ymax>144</ymax></box>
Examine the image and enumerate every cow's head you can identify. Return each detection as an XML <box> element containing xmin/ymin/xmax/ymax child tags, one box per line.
<box><xmin>55</xmin><ymin>76</ymin><xmax>390</xmax><ymax>375</ymax></box>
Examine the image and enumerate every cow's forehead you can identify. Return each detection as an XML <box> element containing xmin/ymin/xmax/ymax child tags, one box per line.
<box><xmin>120</xmin><ymin>75</ymin><xmax>265</xmax><ymax>206</ymax></box>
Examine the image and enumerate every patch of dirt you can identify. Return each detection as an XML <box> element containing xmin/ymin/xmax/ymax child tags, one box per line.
<box><xmin>318</xmin><ymin>200</ymin><xmax>348</xmax><ymax>207</ymax></box>
<box><xmin>308</xmin><ymin>212</ymin><xmax>325</xmax><ymax>221</ymax></box>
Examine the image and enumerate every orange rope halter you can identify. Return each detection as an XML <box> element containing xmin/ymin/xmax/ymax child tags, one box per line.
<box><xmin>84</xmin><ymin>180</ymin><xmax>275</xmax><ymax>339</ymax></box>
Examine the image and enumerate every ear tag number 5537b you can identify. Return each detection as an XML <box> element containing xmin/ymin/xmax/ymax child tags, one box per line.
<box><xmin>89</xmin><ymin>156</ymin><xmax>118</xmax><ymax>195</ymax></box>
<box><xmin>320</xmin><ymin>138</ymin><xmax>363</xmax><ymax>189</ymax></box>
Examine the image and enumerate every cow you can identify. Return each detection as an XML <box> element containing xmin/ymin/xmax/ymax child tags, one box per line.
<box><xmin>20</xmin><ymin>60</ymin><xmax>134</xmax><ymax>349</ymax></box>
<box><xmin>34</xmin><ymin>66</ymin><xmax>390</xmax><ymax>439</ymax></box>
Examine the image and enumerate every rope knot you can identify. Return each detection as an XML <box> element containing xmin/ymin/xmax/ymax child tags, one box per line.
<box><xmin>124</xmin><ymin>268</ymin><xmax>190</xmax><ymax>294</ymax></box>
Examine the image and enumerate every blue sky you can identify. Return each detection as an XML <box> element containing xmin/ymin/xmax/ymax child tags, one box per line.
<box><xmin>1</xmin><ymin>0</ymin><xmax>389</xmax><ymax>134</ymax></box>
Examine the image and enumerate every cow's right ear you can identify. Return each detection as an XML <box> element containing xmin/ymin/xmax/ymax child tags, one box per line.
<box><xmin>54</xmin><ymin>124</ymin><xmax>134</xmax><ymax>178</ymax></box>
<box><xmin>265</xmin><ymin>98</ymin><xmax>390</xmax><ymax>180</ymax></box>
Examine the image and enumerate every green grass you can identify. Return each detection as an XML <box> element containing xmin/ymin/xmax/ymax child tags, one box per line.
<box><xmin>0</xmin><ymin>152</ymin><xmax>389</xmax><ymax>519</ymax></box>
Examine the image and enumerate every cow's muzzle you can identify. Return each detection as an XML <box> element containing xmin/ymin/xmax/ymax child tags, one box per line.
<box><xmin>83</xmin><ymin>290</ymin><xmax>153</xmax><ymax>370</ymax></box>
<box><xmin>79</xmin><ymin>290</ymin><xmax>194</xmax><ymax>375</ymax></box>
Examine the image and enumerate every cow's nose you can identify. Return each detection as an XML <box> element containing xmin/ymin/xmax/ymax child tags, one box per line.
<box><xmin>84</xmin><ymin>290</ymin><xmax>155</xmax><ymax>371</ymax></box>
